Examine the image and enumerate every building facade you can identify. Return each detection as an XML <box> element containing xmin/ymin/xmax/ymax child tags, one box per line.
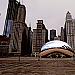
<box><xmin>27</xmin><ymin>27</ymin><xmax>33</xmax><ymax>56</ymax></box>
<box><xmin>32</xmin><ymin>20</ymin><xmax>48</xmax><ymax>55</ymax></box>
<box><xmin>50</xmin><ymin>29</ymin><xmax>56</xmax><ymax>41</ymax></box>
<box><xmin>9</xmin><ymin>5</ymin><xmax>30</xmax><ymax>56</ymax></box>
<box><xmin>60</xmin><ymin>27</ymin><xmax>64</xmax><ymax>41</ymax></box>
<box><xmin>3</xmin><ymin>0</ymin><xmax>20</xmax><ymax>37</ymax></box>
<box><xmin>3</xmin><ymin>0</ymin><xmax>32</xmax><ymax>56</ymax></box>
<box><xmin>0</xmin><ymin>35</ymin><xmax>9</xmax><ymax>57</ymax></box>
<box><xmin>64</xmin><ymin>11</ymin><xmax>75</xmax><ymax>50</ymax></box>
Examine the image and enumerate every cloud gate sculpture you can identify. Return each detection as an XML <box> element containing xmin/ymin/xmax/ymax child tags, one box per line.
<box><xmin>39</xmin><ymin>40</ymin><xmax>74</xmax><ymax>58</ymax></box>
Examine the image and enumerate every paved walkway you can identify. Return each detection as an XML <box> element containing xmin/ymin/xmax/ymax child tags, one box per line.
<box><xmin>0</xmin><ymin>57</ymin><xmax>75</xmax><ymax>75</ymax></box>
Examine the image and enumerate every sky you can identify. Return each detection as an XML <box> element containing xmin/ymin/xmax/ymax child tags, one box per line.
<box><xmin>0</xmin><ymin>0</ymin><xmax>75</xmax><ymax>38</ymax></box>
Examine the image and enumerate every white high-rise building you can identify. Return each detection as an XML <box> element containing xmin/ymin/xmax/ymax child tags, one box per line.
<box><xmin>65</xmin><ymin>11</ymin><xmax>75</xmax><ymax>50</ymax></box>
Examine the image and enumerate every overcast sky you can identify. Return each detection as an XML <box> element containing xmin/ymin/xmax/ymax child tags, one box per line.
<box><xmin>0</xmin><ymin>0</ymin><xmax>75</xmax><ymax>37</ymax></box>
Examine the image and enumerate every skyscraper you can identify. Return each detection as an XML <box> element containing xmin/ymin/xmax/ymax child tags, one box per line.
<box><xmin>28</xmin><ymin>27</ymin><xmax>33</xmax><ymax>56</ymax></box>
<box><xmin>50</xmin><ymin>29</ymin><xmax>56</xmax><ymax>41</ymax></box>
<box><xmin>60</xmin><ymin>27</ymin><xmax>64</xmax><ymax>41</ymax></box>
<box><xmin>32</xmin><ymin>20</ymin><xmax>48</xmax><ymax>55</ymax></box>
<box><xmin>9</xmin><ymin>4</ymin><xmax>29</xmax><ymax>56</ymax></box>
<box><xmin>3</xmin><ymin>0</ymin><xmax>20</xmax><ymax>37</ymax></box>
<box><xmin>64</xmin><ymin>11</ymin><xmax>75</xmax><ymax>50</ymax></box>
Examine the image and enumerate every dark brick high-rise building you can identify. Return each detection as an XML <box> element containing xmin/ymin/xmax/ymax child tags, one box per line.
<box><xmin>60</xmin><ymin>27</ymin><xmax>64</xmax><ymax>41</ymax></box>
<box><xmin>9</xmin><ymin>3</ymin><xmax>32</xmax><ymax>56</ymax></box>
<box><xmin>9</xmin><ymin>5</ymin><xmax>28</xmax><ymax>56</ymax></box>
<box><xmin>50</xmin><ymin>29</ymin><xmax>56</xmax><ymax>41</ymax></box>
<box><xmin>3</xmin><ymin>0</ymin><xmax>32</xmax><ymax>56</ymax></box>
<box><xmin>32</xmin><ymin>20</ymin><xmax>48</xmax><ymax>55</ymax></box>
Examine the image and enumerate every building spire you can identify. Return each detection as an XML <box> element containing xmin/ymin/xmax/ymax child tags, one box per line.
<box><xmin>66</xmin><ymin>11</ymin><xmax>72</xmax><ymax>20</ymax></box>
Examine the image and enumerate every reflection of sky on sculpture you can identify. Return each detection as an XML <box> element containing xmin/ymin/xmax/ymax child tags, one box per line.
<box><xmin>1</xmin><ymin>0</ymin><xmax>75</xmax><ymax>37</ymax></box>
<box><xmin>41</xmin><ymin>40</ymin><xmax>72</xmax><ymax>51</ymax></box>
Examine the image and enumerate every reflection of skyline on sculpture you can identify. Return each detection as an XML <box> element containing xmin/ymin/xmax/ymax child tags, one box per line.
<box><xmin>1</xmin><ymin>0</ymin><xmax>75</xmax><ymax>36</ymax></box>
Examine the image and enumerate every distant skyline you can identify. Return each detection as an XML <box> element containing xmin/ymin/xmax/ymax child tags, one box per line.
<box><xmin>0</xmin><ymin>0</ymin><xmax>75</xmax><ymax>36</ymax></box>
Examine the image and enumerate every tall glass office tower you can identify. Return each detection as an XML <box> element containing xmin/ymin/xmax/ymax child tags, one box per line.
<box><xmin>3</xmin><ymin>0</ymin><xmax>20</xmax><ymax>37</ymax></box>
